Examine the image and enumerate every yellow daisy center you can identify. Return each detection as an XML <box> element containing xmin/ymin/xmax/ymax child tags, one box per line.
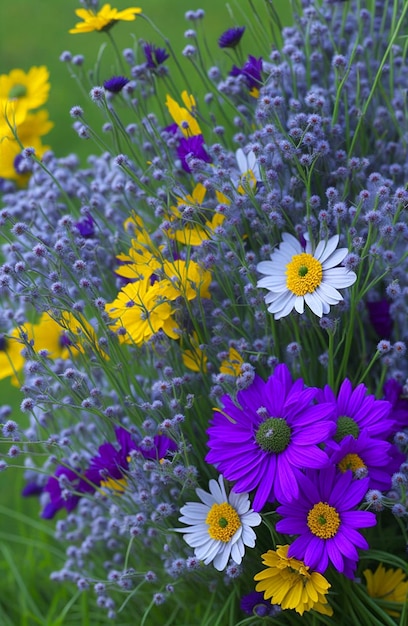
<box><xmin>286</xmin><ymin>253</ymin><xmax>323</xmax><ymax>296</ymax></box>
<box><xmin>99</xmin><ymin>476</ymin><xmax>127</xmax><ymax>493</ymax></box>
<box><xmin>206</xmin><ymin>502</ymin><xmax>241</xmax><ymax>542</ymax></box>
<box><xmin>338</xmin><ymin>453</ymin><xmax>366</xmax><ymax>474</ymax></box>
<box><xmin>307</xmin><ymin>502</ymin><xmax>340</xmax><ymax>539</ymax></box>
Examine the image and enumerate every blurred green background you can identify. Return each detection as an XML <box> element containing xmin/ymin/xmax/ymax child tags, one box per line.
<box><xmin>0</xmin><ymin>1</ymin><xmax>292</xmax><ymax>623</ymax></box>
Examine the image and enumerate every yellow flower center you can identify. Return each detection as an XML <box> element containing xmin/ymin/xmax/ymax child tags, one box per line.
<box><xmin>307</xmin><ymin>502</ymin><xmax>340</xmax><ymax>539</ymax></box>
<box><xmin>206</xmin><ymin>502</ymin><xmax>241</xmax><ymax>542</ymax></box>
<box><xmin>286</xmin><ymin>253</ymin><xmax>323</xmax><ymax>296</ymax></box>
<box><xmin>100</xmin><ymin>476</ymin><xmax>127</xmax><ymax>493</ymax></box>
<box><xmin>338</xmin><ymin>453</ymin><xmax>366</xmax><ymax>474</ymax></box>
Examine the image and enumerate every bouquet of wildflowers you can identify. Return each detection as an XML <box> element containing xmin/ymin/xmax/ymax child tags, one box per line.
<box><xmin>1</xmin><ymin>0</ymin><xmax>408</xmax><ymax>623</ymax></box>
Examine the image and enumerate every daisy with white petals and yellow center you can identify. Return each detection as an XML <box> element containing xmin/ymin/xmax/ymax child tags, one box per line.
<box><xmin>257</xmin><ymin>233</ymin><xmax>357</xmax><ymax>319</ymax></box>
<box><xmin>175</xmin><ymin>475</ymin><xmax>261</xmax><ymax>571</ymax></box>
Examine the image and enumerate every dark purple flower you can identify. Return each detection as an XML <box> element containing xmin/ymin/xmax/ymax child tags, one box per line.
<box><xmin>366</xmin><ymin>298</ymin><xmax>393</xmax><ymax>339</ymax></box>
<box><xmin>103</xmin><ymin>75</ymin><xmax>130</xmax><ymax>93</ymax></box>
<box><xmin>230</xmin><ymin>55</ymin><xmax>263</xmax><ymax>92</ymax></box>
<box><xmin>85</xmin><ymin>426</ymin><xmax>138</xmax><ymax>488</ymax></box>
<box><xmin>383</xmin><ymin>378</ymin><xmax>408</xmax><ymax>431</ymax></box>
<box><xmin>177</xmin><ymin>134</ymin><xmax>212</xmax><ymax>173</ymax></box>
<box><xmin>240</xmin><ymin>591</ymin><xmax>277</xmax><ymax>617</ymax></box>
<box><xmin>75</xmin><ymin>213</ymin><xmax>95</xmax><ymax>238</ymax></box>
<box><xmin>138</xmin><ymin>434</ymin><xmax>177</xmax><ymax>461</ymax></box>
<box><xmin>218</xmin><ymin>26</ymin><xmax>245</xmax><ymax>49</ymax></box>
<box><xmin>206</xmin><ymin>364</ymin><xmax>335</xmax><ymax>511</ymax></box>
<box><xmin>326</xmin><ymin>431</ymin><xmax>403</xmax><ymax>491</ymax></box>
<box><xmin>143</xmin><ymin>43</ymin><xmax>169</xmax><ymax>69</ymax></box>
<box><xmin>319</xmin><ymin>378</ymin><xmax>395</xmax><ymax>440</ymax></box>
<box><xmin>42</xmin><ymin>465</ymin><xmax>93</xmax><ymax>519</ymax></box>
<box><xmin>22</xmin><ymin>480</ymin><xmax>44</xmax><ymax>497</ymax></box>
<box><xmin>276</xmin><ymin>466</ymin><xmax>376</xmax><ymax>577</ymax></box>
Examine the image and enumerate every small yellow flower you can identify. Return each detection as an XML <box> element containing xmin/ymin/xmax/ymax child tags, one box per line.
<box><xmin>0</xmin><ymin>329</ymin><xmax>26</xmax><ymax>382</ymax></box>
<box><xmin>0</xmin><ymin>66</ymin><xmax>50</xmax><ymax>111</ymax></box>
<box><xmin>116</xmin><ymin>215</ymin><xmax>163</xmax><ymax>282</ymax></box>
<box><xmin>363</xmin><ymin>563</ymin><xmax>408</xmax><ymax>616</ymax></box>
<box><xmin>254</xmin><ymin>545</ymin><xmax>333</xmax><ymax>616</ymax></box>
<box><xmin>167</xmin><ymin>183</ymin><xmax>225</xmax><ymax>246</ymax></box>
<box><xmin>220</xmin><ymin>347</ymin><xmax>244</xmax><ymax>377</ymax></box>
<box><xmin>69</xmin><ymin>4</ymin><xmax>142</xmax><ymax>34</ymax></box>
<box><xmin>105</xmin><ymin>278</ymin><xmax>180</xmax><ymax>346</ymax></box>
<box><xmin>182</xmin><ymin>332</ymin><xmax>207</xmax><ymax>373</ymax></box>
<box><xmin>162</xmin><ymin>259</ymin><xmax>212</xmax><ymax>301</ymax></box>
<box><xmin>165</xmin><ymin>91</ymin><xmax>201</xmax><ymax>136</ymax></box>
<box><xmin>0</xmin><ymin>109</ymin><xmax>53</xmax><ymax>183</ymax></box>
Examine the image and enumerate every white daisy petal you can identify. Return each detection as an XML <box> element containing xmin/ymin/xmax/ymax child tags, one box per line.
<box><xmin>257</xmin><ymin>232</ymin><xmax>357</xmax><ymax>319</ymax></box>
<box><xmin>315</xmin><ymin>234</ymin><xmax>339</xmax><ymax>263</ymax></box>
<box><xmin>322</xmin><ymin>247</ymin><xmax>348</xmax><ymax>268</ymax></box>
<box><xmin>174</xmin><ymin>475</ymin><xmax>260</xmax><ymax>572</ymax></box>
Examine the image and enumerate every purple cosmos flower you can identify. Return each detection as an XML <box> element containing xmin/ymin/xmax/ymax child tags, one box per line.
<box><xmin>230</xmin><ymin>55</ymin><xmax>263</xmax><ymax>92</ymax></box>
<box><xmin>75</xmin><ymin>213</ymin><xmax>95</xmax><ymax>238</ymax></box>
<box><xmin>138</xmin><ymin>434</ymin><xmax>177</xmax><ymax>461</ymax></box>
<box><xmin>383</xmin><ymin>378</ymin><xmax>408</xmax><ymax>431</ymax></box>
<box><xmin>366</xmin><ymin>298</ymin><xmax>393</xmax><ymax>339</ymax></box>
<box><xmin>103</xmin><ymin>75</ymin><xmax>130</xmax><ymax>93</ymax></box>
<box><xmin>319</xmin><ymin>378</ymin><xmax>395</xmax><ymax>440</ymax></box>
<box><xmin>206</xmin><ymin>364</ymin><xmax>335</xmax><ymax>511</ymax></box>
<box><xmin>22</xmin><ymin>480</ymin><xmax>44</xmax><ymax>497</ymax></box>
<box><xmin>177</xmin><ymin>134</ymin><xmax>212</xmax><ymax>173</ymax></box>
<box><xmin>143</xmin><ymin>43</ymin><xmax>169</xmax><ymax>69</ymax></box>
<box><xmin>326</xmin><ymin>431</ymin><xmax>403</xmax><ymax>492</ymax></box>
<box><xmin>240</xmin><ymin>591</ymin><xmax>278</xmax><ymax>617</ymax></box>
<box><xmin>218</xmin><ymin>26</ymin><xmax>245</xmax><ymax>49</ymax></box>
<box><xmin>86</xmin><ymin>426</ymin><xmax>138</xmax><ymax>487</ymax></box>
<box><xmin>42</xmin><ymin>465</ymin><xmax>93</xmax><ymax>519</ymax></box>
<box><xmin>276</xmin><ymin>466</ymin><xmax>376</xmax><ymax>577</ymax></box>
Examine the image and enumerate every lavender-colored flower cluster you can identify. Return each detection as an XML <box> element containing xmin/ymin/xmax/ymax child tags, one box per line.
<box><xmin>1</xmin><ymin>0</ymin><xmax>408</xmax><ymax>622</ymax></box>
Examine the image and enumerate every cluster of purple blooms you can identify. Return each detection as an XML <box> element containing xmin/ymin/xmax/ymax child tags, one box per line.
<box><xmin>1</xmin><ymin>0</ymin><xmax>408</xmax><ymax>621</ymax></box>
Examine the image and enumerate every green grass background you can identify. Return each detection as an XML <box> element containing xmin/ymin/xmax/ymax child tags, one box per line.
<box><xmin>0</xmin><ymin>1</ymin><xmax>292</xmax><ymax>623</ymax></box>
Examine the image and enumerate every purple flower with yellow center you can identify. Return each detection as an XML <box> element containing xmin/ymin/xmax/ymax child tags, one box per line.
<box><xmin>86</xmin><ymin>426</ymin><xmax>138</xmax><ymax>492</ymax></box>
<box><xmin>206</xmin><ymin>364</ymin><xmax>336</xmax><ymax>511</ymax></box>
<box><xmin>143</xmin><ymin>43</ymin><xmax>169</xmax><ymax>69</ymax></box>
<box><xmin>230</xmin><ymin>55</ymin><xmax>263</xmax><ymax>95</ymax></box>
<box><xmin>42</xmin><ymin>465</ymin><xmax>94</xmax><ymax>519</ymax></box>
<box><xmin>218</xmin><ymin>26</ymin><xmax>245</xmax><ymax>49</ymax></box>
<box><xmin>177</xmin><ymin>134</ymin><xmax>212</xmax><ymax>173</ymax></box>
<box><xmin>326</xmin><ymin>431</ymin><xmax>403</xmax><ymax>492</ymax></box>
<box><xmin>276</xmin><ymin>466</ymin><xmax>376</xmax><ymax>577</ymax></box>
<box><xmin>319</xmin><ymin>378</ymin><xmax>395</xmax><ymax>441</ymax></box>
<box><xmin>103</xmin><ymin>75</ymin><xmax>130</xmax><ymax>93</ymax></box>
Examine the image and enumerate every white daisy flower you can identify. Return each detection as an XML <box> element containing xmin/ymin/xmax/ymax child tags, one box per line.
<box><xmin>257</xmin><ymin>232</ymin><xmax>357</xmax><ymax>319</ymax></box>
<box><xmin>175</xmin><ymin>475</ymin><xmax>261</xmax><ymax>571</ymax></box>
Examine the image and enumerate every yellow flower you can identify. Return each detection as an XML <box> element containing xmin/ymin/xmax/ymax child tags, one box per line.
<box><xmin>0</xmin><ymin>98</ymin><xmax>27</xmax><ymax>137</ymax></box>
<box><xmin>165</xmin><ymin>91</ymin><xmax>201</xmax><ymax>136</ymax></box>
<box><xmin>105</xmin><ymin>278</ymin><xmax>180</xmax><ymax>346</ymax></box>
<box><xmin>220</xmin><ymin>347</ymin><xmax>244</xmax><ymax>377</ymax></box>
<box><xmin>254</xmin><ymin>545</ymin><xmax>333</xmax><ymax>617</ymax></box>
<box><xmin>0</xmin><ymin>109</ymin><xmax>53</xmax><ymax>182</ymax></box>
<box><xmin>182</xmin><ymin>332</ymin><xmax>207</xmax><ymax>373</ymax></box>
<box><xmin>0</xmin><ymin>329</ymin><xmax>26</xmax><ymax>382</ymax></box>
<box><xmin>162</xmin><ymin>259</ymin><xmax>212</xmax><ymax>301</ymax></box>
<box><xmin>166</xmin><ymin>183</ymin><xmax>225</xmax><ymax>246</ymax></box>
<box><xmin>0</xmin><ymin>66</ymin><xmax>50</xmax><ymax>111</ymax></box>
<box><xmin>69</xmin><ymin>4</ymin><xmax>142</xmax><ymax>34</ymax></box>
<box><xmin>363</xmin><ymin>564</ymin><xmax>408</xmax><ymax>616</ymax></box>
<box><xmin>116</xmin><ymin>215</ymin><xmax>163</xmax><ymax>281</ymax></box>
